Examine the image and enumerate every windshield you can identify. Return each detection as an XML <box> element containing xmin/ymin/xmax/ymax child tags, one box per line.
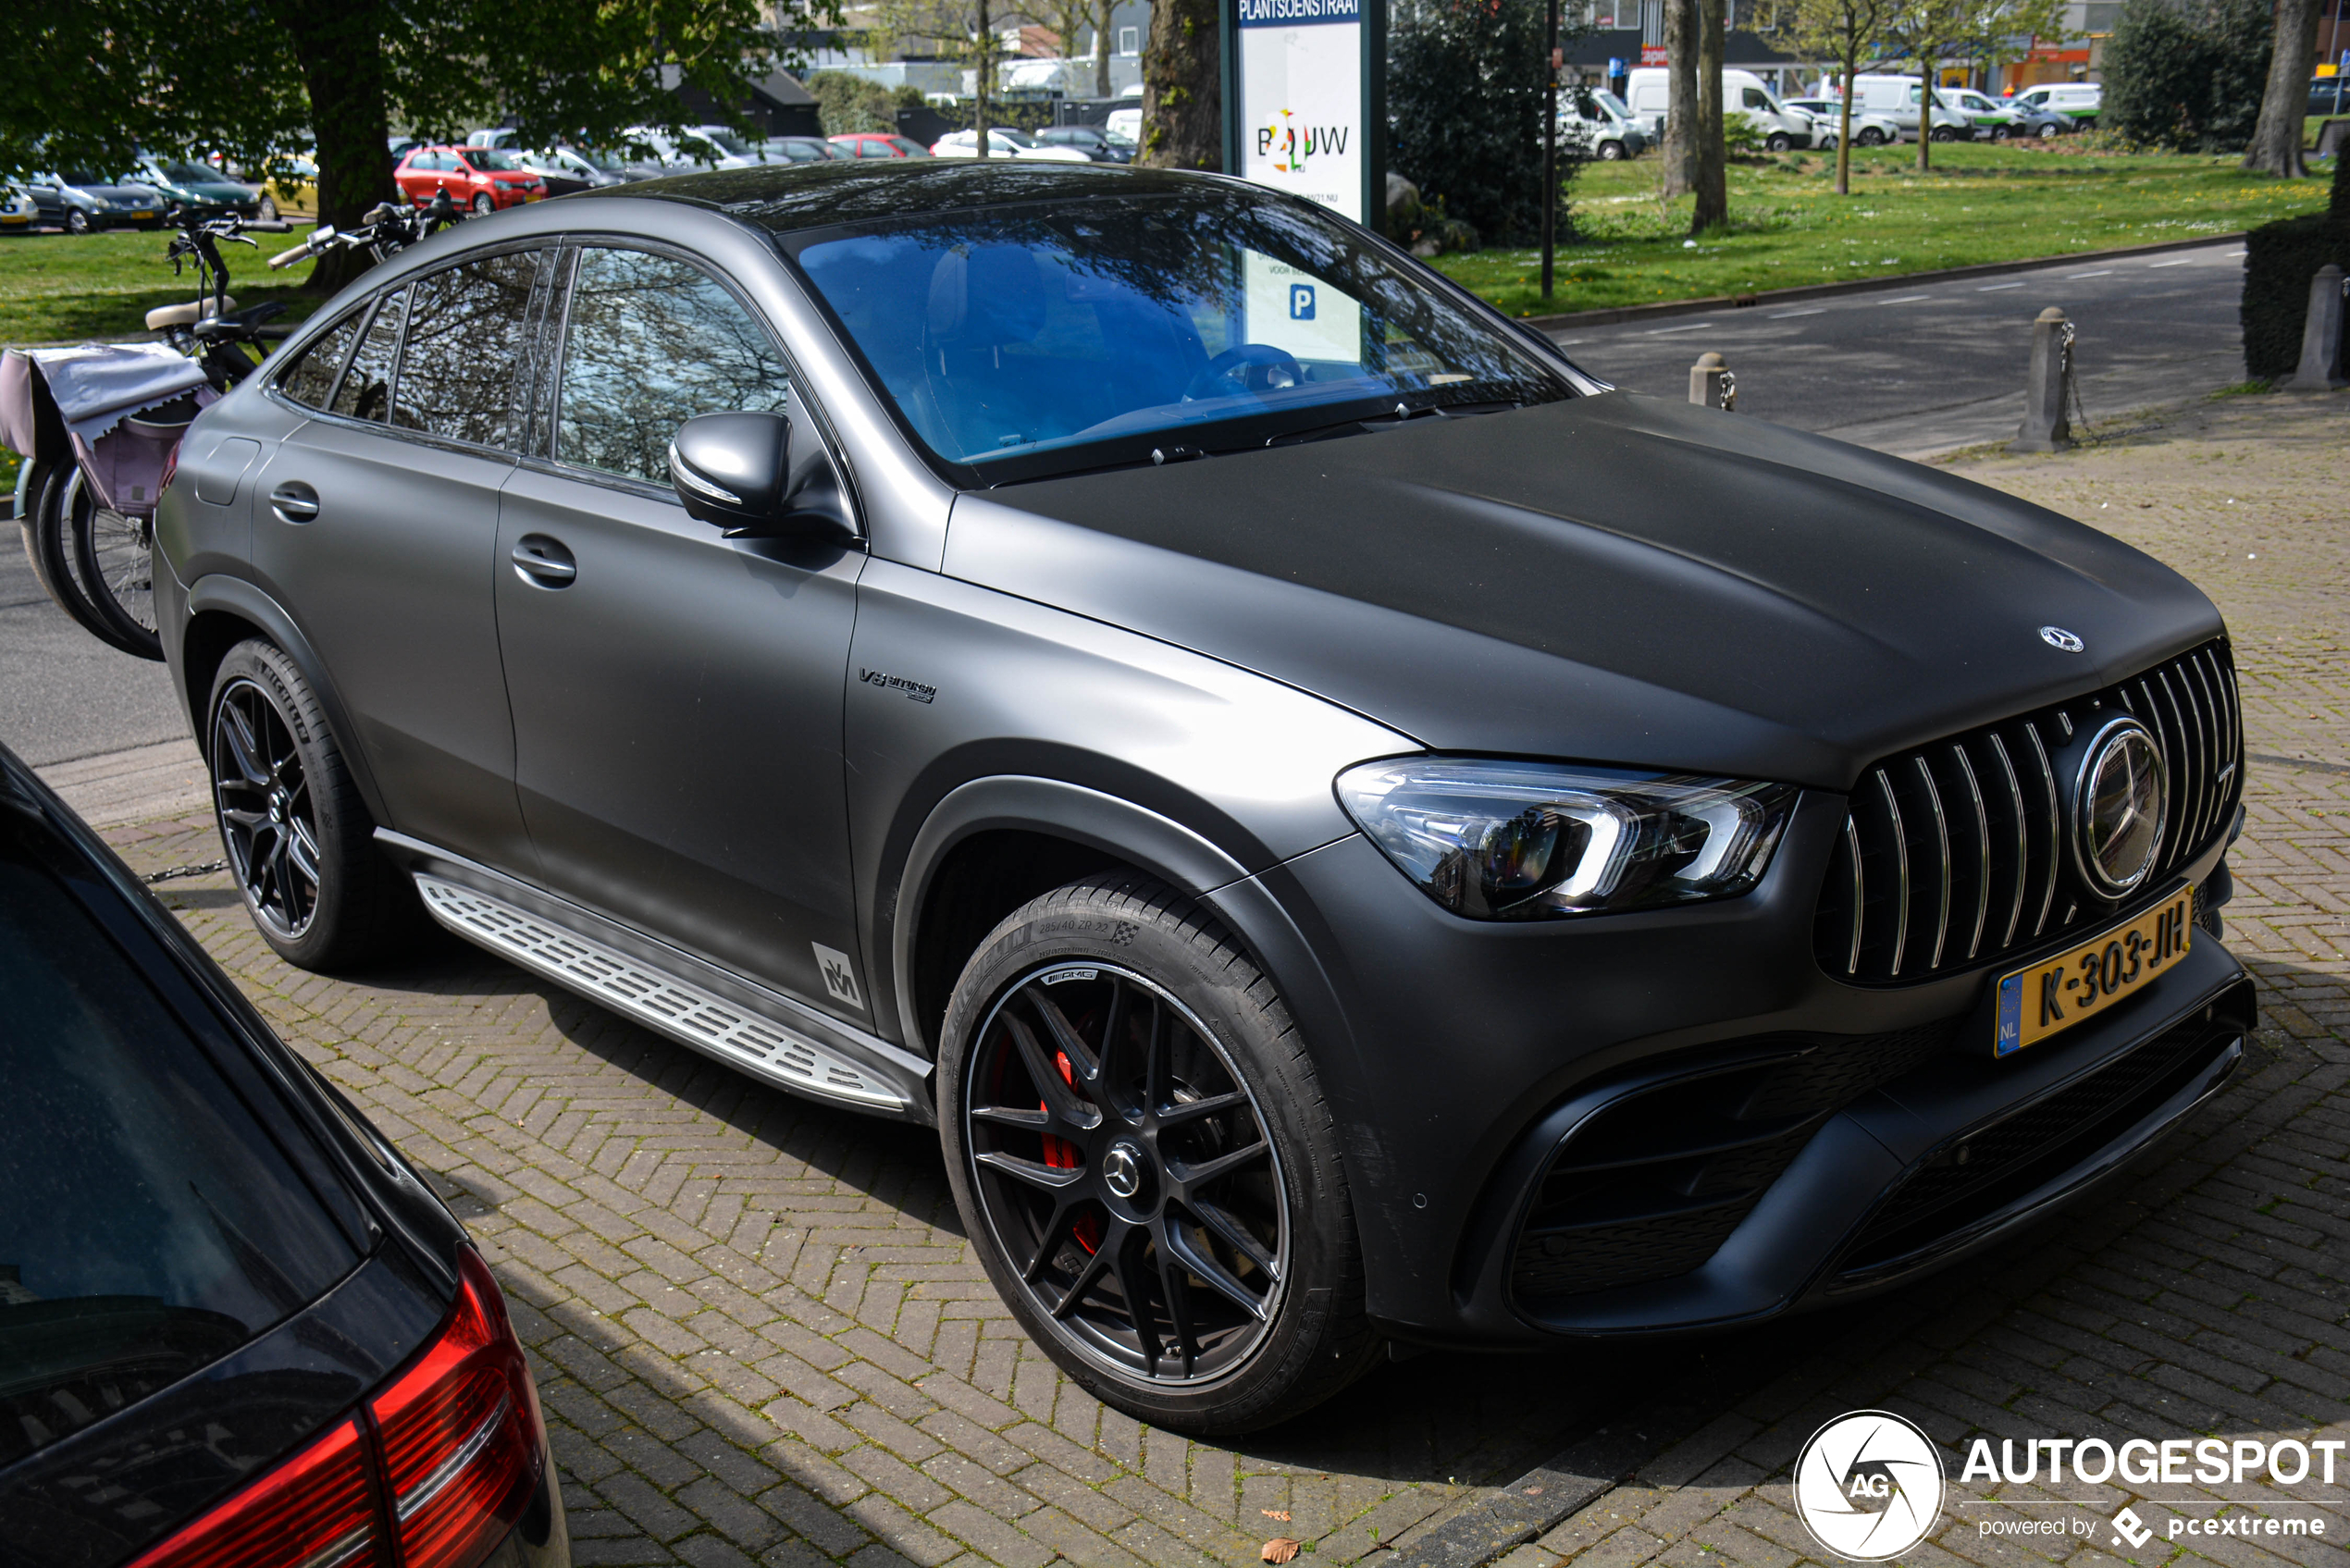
<box><xmin>468</xmin><ymin>148</ymin><xmax>526</xmax><ymax>170</ymax></box>
<box><xmin>995</xmin><ymin>129</ymin><xmax>1040</xmax><ymax>147</ymax></box>
<box><xmin>572</xmin><ymin>145</ymin><xmax>629</xmax><ymax>171</ymax></box>
<box><xmin>785</xmin><ymin>188</ymin><xmax>1570</xmax><ymax>482</ymax></box>
<box><xmin>700</xmin><ymin>129</ymin><xmax>752</xmax><ymax>155</ymax></box>
<box><xmin>159</xmin><ymin>163</ymin><xmax>216</xmax><ymax>182</ymax></box>
<box><xmin>1594</xmin><ymin>91</ymin><xmax>1631</xmax><ymax>117</ymax></box>
<box><xmin>61</xmin><ymin>171</ymin><xmax>117</xmax><ymax>188</ymax></box>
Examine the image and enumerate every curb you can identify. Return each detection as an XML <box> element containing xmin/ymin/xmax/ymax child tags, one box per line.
<box><xmin>1519</xmin><ymin>231</ymin><xmax>2248</xmax><ymax>334</ymax></box>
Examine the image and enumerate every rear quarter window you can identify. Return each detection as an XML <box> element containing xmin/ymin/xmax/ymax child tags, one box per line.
<box><xmin>277</xmin><ymin>307</ymin><xmax>365</xmax><ymax>411</ymax></box>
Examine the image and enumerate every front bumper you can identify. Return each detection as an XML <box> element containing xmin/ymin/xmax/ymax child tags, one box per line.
<box><xmin>1231</xmin><ymin>795</ymin><xmax>2247</xmax><ymax>1348</ymax></box>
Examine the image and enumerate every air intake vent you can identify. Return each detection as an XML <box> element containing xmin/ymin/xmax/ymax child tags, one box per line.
<box><xmin>1815</xmin><ymin>641</ymin><xmax>2240</xmax><ymax>985</ymax></box>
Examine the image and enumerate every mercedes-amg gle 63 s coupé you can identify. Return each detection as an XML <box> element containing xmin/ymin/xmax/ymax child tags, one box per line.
<box><xmin>153</xmin><ymin>162</ymin><xmax>2252</xmax><ymax>1433</ymax></box>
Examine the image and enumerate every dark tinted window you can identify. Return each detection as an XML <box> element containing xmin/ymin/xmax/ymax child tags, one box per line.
<box><xmin>329</xmin><ymin>290</ymin><xmax>404</xmax><ymax>424</ymax></box>
<box><xmin>390</xmin><ymin>250</ymin><xmax>540</xmax><ymax>447</ymax></box>
<box><xmin>277</xmin><ymin>307</ymin><xmax>364</xmax><ymax>411</ymax></box>
<box><xmin>556</xmin><ymin>247</ymin><xmax>792</xmax><ymax>485</ymax></box>
<box><xmin>0</xmin><ymin>839</ymin><xmax>361</xmax><ymax>1467</ymax></box>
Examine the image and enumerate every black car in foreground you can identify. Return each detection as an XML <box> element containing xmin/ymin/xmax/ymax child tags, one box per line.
<box><xmin>0</xmin><ymin>744</ymin><xmax>568</xmax><ymax>1568</ymax></box>
<box><xmin>153</xmin><ymin>160</ymin><xmax>2251</xmax><ymax>1434</ymax></box>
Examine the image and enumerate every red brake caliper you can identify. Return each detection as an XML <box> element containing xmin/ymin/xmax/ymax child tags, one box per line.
<box><xmin>1041</xmin><ymin>1050</ymin><xmax>1103</xmax><ymax>1253</ymax></box>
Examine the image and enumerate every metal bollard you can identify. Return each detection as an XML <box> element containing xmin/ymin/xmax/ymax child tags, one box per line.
<box><xmin>1689</xmin><ymin>352</ymin><xmax>1736</xmax><ymax>410</ymax></box>
<box><xmin>2285</xmin><ymin>264</ymin><xmax>2348</xmax><ymax>393</ymax></box>
<box><xmin>2009</xmin><ymin>306</ymin><xmax>2073</xmax><ymax>454</ymax></box>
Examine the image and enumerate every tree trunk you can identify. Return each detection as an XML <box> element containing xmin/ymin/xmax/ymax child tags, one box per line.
<box><xmin>1663</xmin><ymin>0</ymin><xmax>1698</xmax><ymax>196</ymax></box>
<box><xmin>1834</xmin><ymin>54</ymin><xmax>1856</xmax><ymax>195</ymax></box>
<box><xmin>1095</xmin><ymin>0</ymin><xmax>1116</xmax><ymax>97</ymax></box>
<box><xmin>278</xmin><ymin>0</ymin><xmax>395</xmax><ymax>294</ymax></box>
<box><xmin>1691</xmin><ymin>0</ymin><xmax>1726</xmax><ymax>231</ymax></box>
<box><xmin>2244</xmin><ymin>0</ymin><xmax>2319</xmax><ymax>176</ymax></box>
<box><xmin>1917</xmin><ymin>49</ymin><xmax>1935</xmax><ymax>169</ymax></box>
<box><xmin>1141</xmin><ymin>0</ymin><xmax>1221</xmax><ymax>168</ymax></box>
<box><xmin>976</xmin><ymin>0</ymin><xmax>993</xmax><ymax>157</ymax></box>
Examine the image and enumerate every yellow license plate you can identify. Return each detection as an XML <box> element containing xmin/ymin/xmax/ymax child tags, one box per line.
<box><xmin>524</xmin><ymin>192</ymin><xmax>544</xmax><ymax>202</ymax></box>
<box><xmin>1995</xmin><ymin>891</ymin><xmax>2191</xmax><ymax>1056</ymax></box>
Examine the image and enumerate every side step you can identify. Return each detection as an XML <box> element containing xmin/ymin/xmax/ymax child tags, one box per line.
<box><xmin>413</xmin><ymin>874</ymin><xmax>911</xmax><ymax>1114</ymax></box>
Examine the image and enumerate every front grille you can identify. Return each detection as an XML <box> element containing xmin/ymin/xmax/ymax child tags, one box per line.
<box><xmin>1815</xmin><ymin>640</ymin><xmax>2242</xmax><ymax>984</ymax></box>
<box><xmin>1509</xmin><ymin>1022</ymin><xmax>1954</xmax><ymax>1303</ymax></box>
<box><xmin>1837</xmin><ymin>981</ymin><xmax>2253</xmax><ymax>1274</ymax></box>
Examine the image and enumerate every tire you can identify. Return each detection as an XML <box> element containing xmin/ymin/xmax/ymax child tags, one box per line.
<box><xmin>937</xmin><ymin>871</ymin><xmax>1380</xmax><ymax>1434</ymax></box>
<box><xmin>64</xmin><ymin>209</ymin><xmax>90</xmax><ymax>236</ymax></box>
<box><xmin>1930</xmin><ymin>126</ymin><xmax>1957</xmax><ymax>142</ymax></box>
<box><xmin>1992</xmin><ymin>124</ymin><xmax>2013</xmax><ymax>140</ymax></box>
<box><xmin>23</xmin><ymin>463</ymin><xmax>124</xmax><ymax>648</ymax></box>
<box><xmin>65</xmin><ymin>469</ymin><xmax>163</xmax><ymax>660</ymax></box>
<box><xmin>1858</xmin><ymin>127</ymin><xmax>1886</xmax><ymax>146</ymax></box>
<box><xmin>1598</xmin><ymin>140</ymin><xmax>1626</xmax><ymax>160</ymax></box>
<box><xmin>205</xmin><ymin>638</ymin><xmax>423</xmax><ymax>970</ymax></box>
<box><xmin>258</xmin><ymin>195</ymin><xmax>278</xmax><ymax>222</ymax></box>
<box><xmin>472</xmin><ymin>192</ymin><xmax>495</xmax><ymax>215</ymax></box>
<box><xmin>1766</xmin><ymin>132</ymin><xmax>1792</xmax><ymax>152</ymax></box>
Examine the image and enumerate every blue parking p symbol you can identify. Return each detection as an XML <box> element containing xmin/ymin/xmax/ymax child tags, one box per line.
<box><xmin>1289</xmin><ymin>284</ymin><xmax>1316</xmax><ymax>321</ymax></box>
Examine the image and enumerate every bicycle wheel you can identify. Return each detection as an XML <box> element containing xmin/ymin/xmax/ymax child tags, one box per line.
<box><xmin>61</xmin><ymin>467</ymin><xmax>165</xmax><ymax>661</ymax></box>
<box><xmin>17</xmin><ymin>458</ymin><xmax>78</xmax><ymax>617</ymax></box>
<box><xmin>22</xmin><ymin>462</ymin><xmax>118</xmax><ymax>645</ymax></box>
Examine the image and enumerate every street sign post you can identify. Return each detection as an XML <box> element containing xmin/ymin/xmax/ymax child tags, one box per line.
<box><xmin>1221</xmin><ymin>0</ymin><xmax>1387</xmax><ymax>230</ymax></box>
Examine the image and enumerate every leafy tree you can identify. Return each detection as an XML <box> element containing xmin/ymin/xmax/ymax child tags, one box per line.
<box><xmin>1391</xmin><ymin>0</ymin><xmax>1583</xmax><ymax>245</ymax></box>
<box><xmin>2103</xmin><ymin>0</ymin><xmax>2272</xmax><ymax>153</ymax></box>
<box><xmin>1790</xmin><ymin>0</ymin><xmax>1898</xmax><ymax>193</ymax></box>
<box><xmin>1880</xmin><ymin>0</ymin><xmax>1976</xmax><ymax>169</ymax></box>
<box><xmin>807</xmin><ymin>70</ymin><xmax>927</xmax><ymax>135</ymax></box>
<box><xmin>1</xmin><ymin>0</ymin><xmax>827</xmax><ymax>290</ymax></box>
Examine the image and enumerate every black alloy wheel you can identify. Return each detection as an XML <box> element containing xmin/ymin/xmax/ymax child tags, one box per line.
<box><xmin>1859</xmin><ymin>127</ymin><xmax>1886</xmax><ymax>145</ymax></box>
<box><xmin>213</xmin><ymin>673</ymin><xmax>324</xmax><ymax>942</ymax></box>
<box><xmin>939</xmin><ymin>873</ymin><xmax>1379</xmax><ymax>1433</ymax></box>
<box><xmin>964</xmin><ymin>964</ymin><xmax>1288</xmax><ymax>1385</ymax></box>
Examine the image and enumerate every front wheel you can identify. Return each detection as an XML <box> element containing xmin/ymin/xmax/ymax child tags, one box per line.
<box><xmin>63</xmin><ymin>209</ymin><xmax>90</xmax><ymax>235</ymax></box>
<box><xmin>1992</xmin><ymin>124</ymin><xmax>2013</xmax><ymax>140</ymax></box>
<box><xmin>258</xmin><ymin>195</ymin><xmax>279</xmax><ymax>222</ymax></box>
<box><xmin>1930</xmin><ymin>125</ymin><xmax>1957</xmax><ymax>142</ymax></box>
<box><xmin>1598</xmin><ymin>139</ymin><xmax>1626</xmax><ymax>160</ymax></box>
<box><xmin>937</xmin><ymin>872</ymin><xmax>1379</xmax><ymax>1434</ymax></box>
<box><xmin>1765</xmin><ymin>132</ymin><xmax>1792</xmax><ymax>152</ymax></box>
<box><xmin>206</xmin><ymin>639</ymin><xmax>423</xmax><ymax>970</ymax></box>
<box><xmin>472</xmin><ymin>192</ymin><xmax>495</xmax><ymax>215</ymax></box>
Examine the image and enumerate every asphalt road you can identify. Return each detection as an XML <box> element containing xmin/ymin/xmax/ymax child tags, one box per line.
<box><xmin>0</xmin><ymin>237</ymin><xmax>2253</xmax><ymax>770</ymax></box>
<box><xmin>1545</xmin><ymin>235</ymin><xmax>2249</xmax><ymax>453</ymax></box>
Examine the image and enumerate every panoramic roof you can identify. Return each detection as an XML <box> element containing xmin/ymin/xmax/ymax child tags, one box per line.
<box><xmin>572</xmin><ymin>161</ymin><xmax>1237</xmax><ymax>235</ymax></box>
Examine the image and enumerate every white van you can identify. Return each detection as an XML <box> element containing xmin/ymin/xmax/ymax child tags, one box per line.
<box><xmin>1843</xmin><ymin>74</ymin><xmax>1976</xmax><ymax>141</ymax></box>
<box><xmin>1624</xmin><ymin>68</ymin><xmax>1815</xmax><ymax>150</ymax></box>
<box><xmin>2010</xmin><ymin>82</ymin><xmax>2102</xmax><ymax>126</ymax></box>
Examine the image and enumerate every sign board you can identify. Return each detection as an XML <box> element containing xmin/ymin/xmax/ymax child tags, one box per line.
<box><xmin>1639</xmin><ymin>43</ymin><xmax>1668</xmax><ymax>65</ymax></box>
<box><xmin>1222</xmin><ymin>0</ymin><xmax>1385</xmax><ymax>229</ymax></box>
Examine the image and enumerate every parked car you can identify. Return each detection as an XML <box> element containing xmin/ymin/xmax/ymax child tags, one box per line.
<box><xmin>1033</xmin><ymin>125</ymin><xmax>1135</xmax><ymax>163</ymax></box>
<box><xmin>625</xmin><ymin>126</ymin><xmax>752</xmax><ymax>168</ymax></box>
<box><xmin>1557</xmin><ymin>90</ymin><xmax>1649</xmax><ymax>159</ymax></box>
<box><xmin>751</xmin><ymin>135</ymin><xmax>851</xmax><ymax>164</ymax></box>
<box><xmin>1106</xmin><ymin>106</ymin><xmax>1143</xmax><ymax>146</ymax></box>
<box><xmin>23</xmin><ymin>170</ymin><xmax>167</xmax><ymax>234</ymax></box>
<box><xmin>161</xmin><ymin>160</ymin><xmax>2253</xmax><ymax>1436</ymax></box>
<box><xmin>930</xmin><ymin>128</ymin><xmax>1094</xmax><ymax>161</ymax></box>
<box><xmin>1836</xmin><ymin>74</ymin><xmax>1977</xmax><ymax>140</ymax></box>
<box><xmin>395</xmin><ymin>144</ymin><xmax>548</xmax><ymax>214</ymax></box>
<box><xmin>1786</xmin><ymin>97</ymin><xmax>1902</xmax><ymax>147</ymax></box>
<box><xmin>1</xmin><ymin>179</ymin><xmax>36</xmax><ymax>233</ymax></box>
<box><xmin>831</xmin><ymin>132</ymin><xmax>937</xmax><ymax>159</ymax></box>
<box><xmin>246</xmin><ymin>150</ymin><xmax>320</xmax><ymax>218</ymax></box>
<box><xmin>2307</xmin><ymin>76</ymin><xmax>2347</xmax><ymax>117</ymax></box>
<box><xmin>1626</xmin><ymin>68</ymin><xmax>1814</xmax><ymax>149</ymax></box>
<box><xmin>2009</xmin><ymin>81</ymin><xmax>2101</xmax><ymax>127</ymax></box>
<box><xmin>503</xmin><ymin>145</ymin><xmax>628</xmax><ymax>196</ymax></box>
<box><xmin>390</xmin><ymin>133</ymin><xmax>424</xmax><ymax>160</ymax></box>
<box><xmin>0</xmin><ymin>739</ymin><xmax>571</xmax><ymax>1566</ymax></box>
<box><xmin>132</xmin><ymin>154</ymin><xmax>265</xmax><ymax>221</ymax></box>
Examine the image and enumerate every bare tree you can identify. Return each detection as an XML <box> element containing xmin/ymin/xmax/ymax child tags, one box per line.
<box><xmin>1095</xmin><ymin>0</ymin><xmax>1117</xmax><ymax>95</ymax></box>
<box><xmin>869</xmin><ymin>0</ymin><xmax>1012</xmax><ymax>152</ymax></box>
<box><xmin>1883</xmin><ymin>0</ymin><xmax>1972</xmax><ymax>169</ymax></box>
<box><xmin>1793</xmin><ymin>0</ymin><xmax>1895</xmax><ymax>193</ymax></box>
<box><xmin>1141</xmin><ymin>0</ymin><xmax>1220</xmax><ymax>167</ymax></box>
<box><xmin>2245</xmin><ymin>0</ymin><xmax>2320</xmax><ymax>175</ymax></box>
<box><xmin>1691</xmin><ymin>0</ymin><xmax>1726</xmax><ymax>230</ymax></box>
<box><xmin>1663</xmin><ymin>0</ymin><xmax>1698</xmax><ymax>194</ymax></box>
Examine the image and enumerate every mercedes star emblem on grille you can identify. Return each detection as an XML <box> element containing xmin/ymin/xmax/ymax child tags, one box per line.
<box><xmin>2073</xmin><ymin>717</ymin><xmax>2168</xmax><ymax>898</ymax></box>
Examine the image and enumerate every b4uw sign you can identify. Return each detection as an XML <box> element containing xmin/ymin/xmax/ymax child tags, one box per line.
<box><xmin>1234</xmin><ymin>0</ymin><xmax>1368</xmax><ymax>223</ymax></box>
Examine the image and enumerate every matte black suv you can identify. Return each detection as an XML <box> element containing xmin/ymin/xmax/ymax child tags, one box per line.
<box><xmin>155</xmin><ymin>162</ymin><xmax>2252</xmax><ymax>1433</ymax></box>
<box><xmin>0</xmin><ymin>742</ymin><xmax>569</xmax><ymax>1568</ymax></box>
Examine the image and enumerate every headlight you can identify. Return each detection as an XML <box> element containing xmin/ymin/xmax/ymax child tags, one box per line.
<box><xmin>1335</xmin><ymin>758</ymin><xmax>1798</xmax><ymax>920</ymax></box>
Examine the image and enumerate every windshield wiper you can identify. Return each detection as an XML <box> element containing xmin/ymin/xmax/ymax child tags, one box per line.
<box><xmin>1264</xmin><ymin>399</ymin><xmax>1518</xmax><ymax>449</ymax></box>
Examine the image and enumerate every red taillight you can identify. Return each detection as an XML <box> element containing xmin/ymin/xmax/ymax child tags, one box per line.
<box><xmin>125</xmin><ymin>1416</ymin><xmax>382</xmax><ymax>1568</ymax></box>
<box><xmin>370</xmin><ymin>1251</ymin><xmax>543</xmax><ymax>1568</ymax></box>
<box><xmin>128</xmin><ymin>1251</ymin><xmax>541</xmax><ymax>1568</ymax></box>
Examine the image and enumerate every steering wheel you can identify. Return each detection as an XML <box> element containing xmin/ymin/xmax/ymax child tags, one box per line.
<box><xmin>1182</xmin><ymin>343</ymin><xmax>1305</xmax><ymax>402</ymax></box>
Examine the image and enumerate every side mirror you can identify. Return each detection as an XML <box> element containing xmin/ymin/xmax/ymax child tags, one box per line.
<box><xmin>669</xmin><ymin>409</ymin><xmax>856</xmax><ymax>543</ymax></box>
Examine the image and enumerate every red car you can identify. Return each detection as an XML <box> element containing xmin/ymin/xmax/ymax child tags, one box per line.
<box><xmin>394</xmin><ymin>144</ymin><xmax>546</xmax><ymax>213</ymax></box>
<box><xmin>827</xmin><ymin>132</ymin><xmax>934</xmax><ymax>159</ymax></box>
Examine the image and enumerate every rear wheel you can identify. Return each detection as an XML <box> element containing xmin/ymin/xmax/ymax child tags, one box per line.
<box><xmin>65</xmin><ymin>469</ymin><xmax>163</xmax><ymax>661</ymax></box>
<box><xmin>1858</xmin><ymin>126</ymin><xmax>1886</xmax><ymax>145</ymax></box>
<box><xmin>63</xmin><ymin>209</ymin><xmax>90</xmax><ymax>236</ymax></box>
<box><xmin>938</xmin><ymin>872</ymin><xmax>1379</xmax><ymax>1434</ymax></box>
<box><xmin>206</xmin><ymin>638</ymin><xmax>422</xmax><ymax>970</ymax></box>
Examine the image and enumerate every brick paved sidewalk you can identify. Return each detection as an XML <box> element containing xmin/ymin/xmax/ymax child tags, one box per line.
<box><xmin>98</xmin><ymin>389</ymin><xmax>2350</xmax><ymax>1568</ymax></box>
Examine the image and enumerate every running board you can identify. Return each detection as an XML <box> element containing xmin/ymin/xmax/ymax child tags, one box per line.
<box><xmin>410</xmin><ymin>872</ymin><xmax>916</xmax><ymax>1116</ymax></box>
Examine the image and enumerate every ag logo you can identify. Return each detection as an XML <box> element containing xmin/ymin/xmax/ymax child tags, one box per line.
<box><xmin>1792</xmin><ymin>1410</ymin><xmax>1945</xmax><ymax>1561</ymax></box>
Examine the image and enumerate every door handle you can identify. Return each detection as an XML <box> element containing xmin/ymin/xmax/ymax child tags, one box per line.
<box><xmin>510</xmin><ymin>534</ymin><xmax>576</xmax><ymax>586</ymax></box>
<box><xmin>268</xmin><ymin>480</ymin><xmax>319</xmax><ymax>524</ymax></box>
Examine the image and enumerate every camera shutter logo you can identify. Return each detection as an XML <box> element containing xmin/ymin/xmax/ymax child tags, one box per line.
<box><xmin>1792</xmin><ymin>1411</ymin><xmax>1946</xmax><ymax>1561</ymax></box>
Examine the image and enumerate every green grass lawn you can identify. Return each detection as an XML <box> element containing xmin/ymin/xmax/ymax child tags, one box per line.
<box><xmin>1436</xmin><ymin>141</ymin><xmax>2334</xmax><ymax>318</ymax></box>
<box><xmin>0</xmin><ymin>225</ymin><xmax>322</xmax><ymax>345</ymax></box>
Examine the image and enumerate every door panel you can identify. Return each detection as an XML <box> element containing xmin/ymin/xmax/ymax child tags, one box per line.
<box><xmin>496</xmin><ymin>244</ymin><xmax>866</xmax><ymax>1015</ymax></box>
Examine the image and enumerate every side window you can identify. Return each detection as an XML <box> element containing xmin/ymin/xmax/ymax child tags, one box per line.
<box><xmin>329</xmin><ymin>289</ymin><xmax>405</xmax><ymax>424</ymax></box>
<box><xmin>277</xmin><ymin>307</ymin><xmax>365</xmax><ymax>411</ymax></box>
<box><xmin>390</xmin><ymin>250</ymin><xmax>540</xmax><ymax>447</ymax></box>
<box><xmin>1743</xmin><ymin>87</ymin><xmax>1770</xmax><ymax>110</ymax></box>
<box><xmin>555</xmin><ymin>247</ymin><xmax>792</xmax><ymax>486</ymax></box>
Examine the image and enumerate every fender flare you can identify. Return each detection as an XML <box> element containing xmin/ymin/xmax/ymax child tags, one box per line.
<box><xmin>182</xmin><ymin>573</ymin><xmax>393</xmax><ymax>828</ymax></box>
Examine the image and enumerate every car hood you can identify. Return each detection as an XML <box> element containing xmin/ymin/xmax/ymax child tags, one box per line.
<box><xmin>75</xmin><ymin>184</ymin><xmax>161</xmax><ymax>202</ymax></box>
<box><xmin>945</xmin><ymin>391</ymin><xmax>2222</xmax><ymax>789</ymax></box>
